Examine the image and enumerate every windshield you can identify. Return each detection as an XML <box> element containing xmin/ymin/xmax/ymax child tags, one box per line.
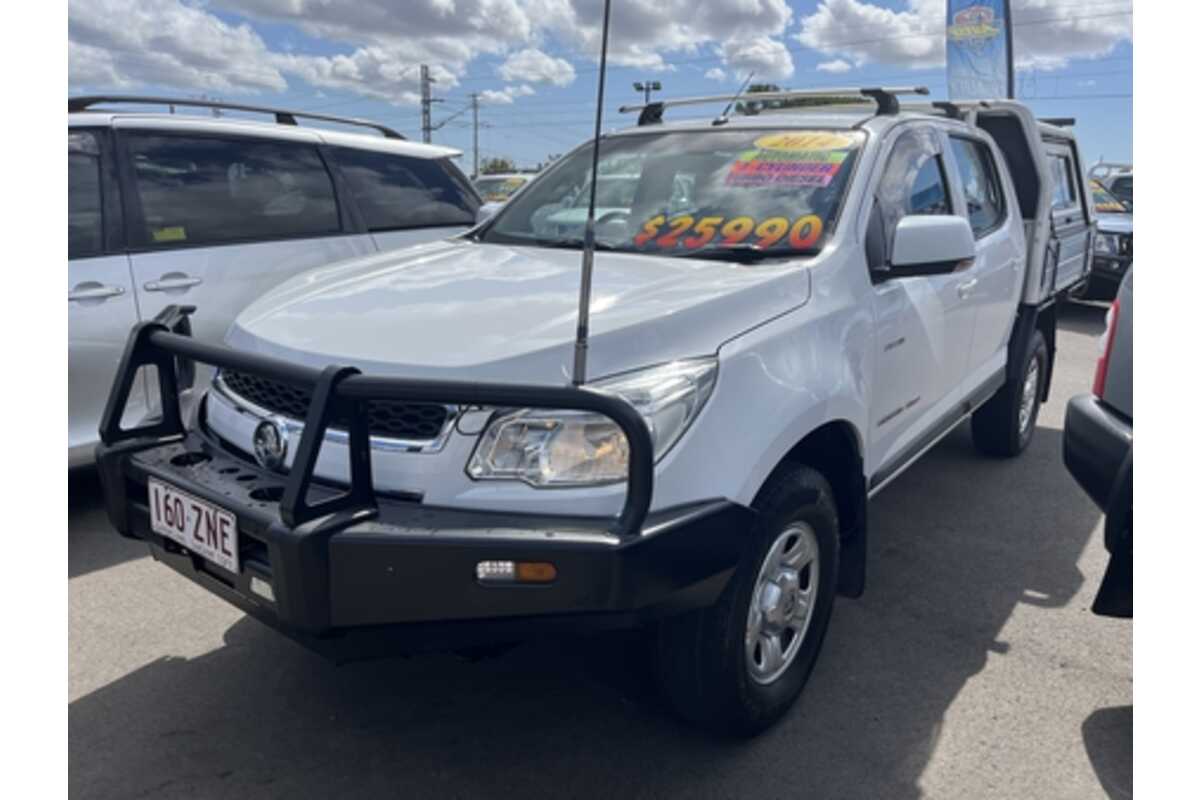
<box><xmin>474</xmin><ymin>175</ymin><xmax>529</xmax><ymax>201</ymax></box>
<box><xmin>480</xmin><ymin>129</ymin><xmax>864</xmax><ymax>258</ymax></box>
<box><xmin>1090</xmin><ymin>179</ymin><xmax>1130</xmax><ymax>213</ymax></box>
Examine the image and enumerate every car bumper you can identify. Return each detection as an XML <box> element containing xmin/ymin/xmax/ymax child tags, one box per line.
<box><xmin>1063</xmin><ymin>394</ymin><xmax>1132</xmax><ymax>511</ymax></box>
<box><xmin>1076</xmin><ymin>255</ymin><xmax>1130</xmax><ymax>301</ymax></box>
<box><xmin>97</xmin><ymin>431</ymin><xmax>753</xmax><ymax>660</ymax></box>
<box><xmin>1063</xmin><ymin>394</ymin><xmax>1133</xmax><ymax>618</ymax></box>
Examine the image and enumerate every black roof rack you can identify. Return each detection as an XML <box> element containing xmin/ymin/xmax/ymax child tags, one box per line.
<box><xmin>619</xmin><ymin>86</ymin><xmax>930</xmax><ymax>125</ymax></box>
<box><xmin>1039</xmin><ymin>117</ymin><xmax>1076</xmax><ymax>128</ymax></box>
<box><xmin>68</xmin><ymin>95</ymin><xmax>406</xmax><ymax>140</ymax></box>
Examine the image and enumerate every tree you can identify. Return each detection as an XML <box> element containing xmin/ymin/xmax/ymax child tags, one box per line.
<box><xmin>480</xmin><ymin>157</ymin><xmax>517</xmax><ymax>175</ymax></box>
<box><xmin>736</xmin><ymin>83</ymin><xmax>863</xmax><ymax>116</ymax></box>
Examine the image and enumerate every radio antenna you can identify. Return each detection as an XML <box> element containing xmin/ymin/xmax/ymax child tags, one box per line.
<box><xmin>713</xmin><ymin>70</ymin><xmax>755</xmax><ymax>125</ymax></box>
<box><xmin>571</xmin><ymin>0</ymin><xmax>613</xmax><ymax>386</ymax></box>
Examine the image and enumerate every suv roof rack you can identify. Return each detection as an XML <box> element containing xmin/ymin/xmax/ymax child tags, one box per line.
<box><xmin>618</xmin><ymin>86</ymin><xmax>930</xmax><ymax>126</ymax></box>
<box><xmin>68</xmin><ymin>95</ymin><xmax>406</xmax><ymax>140</ymax></box>
<box><xmin>1039</xmin><ymin>117</ymin><xmax>1076</xmax><ymax>127</ymax></box>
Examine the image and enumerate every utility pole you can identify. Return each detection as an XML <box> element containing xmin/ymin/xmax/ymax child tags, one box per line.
<box><xmin>471</xmin><ymin>93</ymin><xmax>480</xmax><ymax>178</ymax></box>
<box><xmin>420</xmin><ymin>64</ymin><xmax>434</xmax><ymax>143</ymax></box>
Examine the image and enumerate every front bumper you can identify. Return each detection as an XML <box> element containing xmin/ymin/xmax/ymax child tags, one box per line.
<box><xmin>1063</xmin><ymin>393</ymin><xmax>1133</xmax><ymax>618</ymax></box>
<box><xmin>98</xmin><ymin>432</ymin><xmax>750</xmax><ymax>659</ymax></box>
<box><xmin>1063</xmin><ymin>393</ymin><xmax>1132</xmax><ymax>512</ymax></box>
<box><xmin>96</xmin><ymin>306</ymin><xmax>753</xmax><ymax>659</ymax></box>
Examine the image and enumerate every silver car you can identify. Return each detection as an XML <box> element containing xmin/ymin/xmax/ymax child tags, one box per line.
<box><xmin>69</xmin><ymin>96</ymin><xmax>481</xmax><ymax>466</ymax></box>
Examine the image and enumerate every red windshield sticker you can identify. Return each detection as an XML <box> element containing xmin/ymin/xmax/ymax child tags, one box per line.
<box><xmin>726</xmin><ymin>150</ymin><xmax>849</xmax><ymax>188</ymax></box>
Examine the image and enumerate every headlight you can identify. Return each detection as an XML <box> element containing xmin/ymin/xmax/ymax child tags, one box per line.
<box><xmin>1094</xmin><ymin>232</ymin><xmax>1120</xmax><ymax>256</ymax></box>
<box><xmin>466</xmin><ymin>358</ymin><xmax>717</xmax><ymax>487</ymax></box>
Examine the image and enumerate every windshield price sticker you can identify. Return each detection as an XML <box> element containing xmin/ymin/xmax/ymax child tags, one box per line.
<box><xmin>724</xmin><ymin>131</ymin><xmax>858</xmax><ymax>188</ymax></box>
<box><xmin>727</xmin><ymin>150</ymin><xmax>848</xmax><ymax>188</ymax></box>
<box><xmin>634</xmin><ymin>213</ymin><xmax>824</xmax><ymax>251</ymax></box>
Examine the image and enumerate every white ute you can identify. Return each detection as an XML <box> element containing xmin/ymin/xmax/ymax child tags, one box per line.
<box><xmin>97</xmin><ymin>88</ymin><xmax>1094</xmax><ymax>737</ymax></box>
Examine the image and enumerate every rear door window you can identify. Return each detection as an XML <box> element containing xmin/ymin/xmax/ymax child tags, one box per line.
<box><xmin>69</xmin><ymin>131</ymin><xmax>104</xmax><ymax>259</ymax></box>
<box><xmin>949</xmin><ymin>137</ymin><xmax>1006</xmax><ymax>237</ymax></box>
<box><xmin>331</xmin><ymin>149</ymin><xmax>479</xmax><ymax>230</ymax></box>
<box><xmin>125</xmin><ymin>133</ymin><xmax>341</xmax><ymax>248</ymax></box>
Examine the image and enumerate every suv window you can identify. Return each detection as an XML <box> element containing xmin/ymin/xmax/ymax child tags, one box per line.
<box><xmin>69</xmin><ymin>131</ymin><xmax>104</xmax><ymax>259</ymax></box>
<box><xmin>1049</xmin><ymin>155</ymin><xmax>1078</xmax><ymax>210</ymax></box>
<box><xmin>868</xmin><ymin>128</ymin><xmax>952</xmax><ymax>267</ymax></box>
<box><xmin>126</xmin><ymin>134</ymin><xmax>341</xmax><ymax>247</ymax></box>
<box><xmin>949</xmin><ymin>137</ymin><xmax>1006</xmax><ymax>237</ymax></box>
<box><xmin>331</xmin><ymin>148</ymin><xmax>478</xmax><ymax>230</ymax></box>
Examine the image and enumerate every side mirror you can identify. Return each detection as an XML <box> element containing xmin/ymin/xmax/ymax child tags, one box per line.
<box><xmin>883</xmin><ymin>215</ymin><xmax>976</xmax><ymax>279</ymax></box>
<box><xmin>476</xmin><ymin>202</ymin><xmax>503</xmax><ymax>224</ymax></box>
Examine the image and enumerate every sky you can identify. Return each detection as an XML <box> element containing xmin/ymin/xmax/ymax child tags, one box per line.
<box><xmin>68</xmin><ymin>0</ymin><xmax>1133</xmax><ymax>170</ymax></box>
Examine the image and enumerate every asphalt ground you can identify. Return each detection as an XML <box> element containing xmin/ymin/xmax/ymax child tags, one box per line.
<box><xmin>68</xmin><ymin>301</ymin><xmax>1131</xmax><ymax>799</ymax></box>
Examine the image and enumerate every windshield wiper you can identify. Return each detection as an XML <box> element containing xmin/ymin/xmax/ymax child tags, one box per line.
<box><xmin>679</xmin><ymin>244</ymin><xmax>820</xmax><ymax>263</ymax></box>
<box><xmin>531</xmin><ymin>237</ymin><xmax>621</xmax><ymax>251</ymax></box>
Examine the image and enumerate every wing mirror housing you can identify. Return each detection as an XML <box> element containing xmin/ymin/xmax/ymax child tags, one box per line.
<box><xmin>880</xmin><ymin>215</ymin><xmax>976</xmax><ymax>279</ymax></box>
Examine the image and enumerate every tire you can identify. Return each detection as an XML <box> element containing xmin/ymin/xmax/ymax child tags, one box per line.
<box><xmin>654</xmin><ymin>464</ymin><xmax>839</xmax><ymax>737</ymax></box>
<box><xmin>971</xmin><ymin>329</ymin><xmax>1047</xmax><ymax>458</ymax></box>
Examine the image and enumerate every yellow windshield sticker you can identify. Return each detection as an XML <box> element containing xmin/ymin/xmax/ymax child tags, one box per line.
<box><xmin>753</xmin><ymin>132</ymin><xmax>857</xmax><ymax>152</ymax></box>
<box><xmin>151</xmin><ymin>226</ymin><xmax>187</xmax><ymax>243</ymax></box>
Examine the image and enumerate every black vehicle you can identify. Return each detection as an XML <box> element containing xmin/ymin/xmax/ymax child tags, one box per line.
<box><xmin>1063</xmin><ymin>269</ymin><xmax>1132</xmax><ymax>617</ymax></box>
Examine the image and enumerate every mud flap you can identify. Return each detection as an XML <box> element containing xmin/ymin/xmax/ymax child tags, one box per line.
<box><xmin>836</xmin><ymin>470</ymin><xmax>868</xmax><ymax>598</ymax></box>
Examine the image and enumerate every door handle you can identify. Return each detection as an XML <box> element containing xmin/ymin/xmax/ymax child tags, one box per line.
<box><xmin>68</xmin><ymin>284</ymin><xmax>125</xmax><ymax>302</ymax></box>
<box><xmin>956</xmin><ymin>278</ymin><xmax>978</xmax><ymax>299</ymax></box>
<box><xmin>144</xmin><ymin>276</ymin><xmax>203</xmax><ymax>292</ymax></box>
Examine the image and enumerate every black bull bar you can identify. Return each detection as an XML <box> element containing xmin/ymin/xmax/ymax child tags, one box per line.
<box><xmin>97</xmin><ymin>305</ymin><xmax>655</xmax><ymax>536</ymax></box>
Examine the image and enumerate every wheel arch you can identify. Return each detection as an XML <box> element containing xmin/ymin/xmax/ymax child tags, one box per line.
<box><xmin>753</xmin><ymin>419</ymin><xmax>869</xmax><ymax>598</ymax></box>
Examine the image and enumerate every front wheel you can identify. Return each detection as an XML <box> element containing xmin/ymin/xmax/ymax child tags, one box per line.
<box><xmin>654</xmin><ymin>464</ymin><xmax>839</xmax><ymax>737</ymax></box>
<box><xmin>971</xmin><ymin>329</ymin><xmax>1047</xmax><ymax>457</ymax></box>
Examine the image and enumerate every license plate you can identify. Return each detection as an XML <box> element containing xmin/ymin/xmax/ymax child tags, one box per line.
<box><xmin>148</xmin><ymin>478</ymin><xmax>239</xmax><ymax>573</ymax></box>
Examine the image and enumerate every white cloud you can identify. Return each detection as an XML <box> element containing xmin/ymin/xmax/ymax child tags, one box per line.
<box><xmin>531</xmin><ymin>0</ymin><xmax>795</xmax><ymax>77</ymax></box>
<box><xmin>718</xmin><ymin>36</ymin><xmax>795</xmax><ymax>81</ymax></box>
<box><xmin>497</xmin><ymin>48</ymin><xmax>576</xmax><ymax>87</ymax></box>
<box><xmin>273</xmin><ymin>49</ymin><xmax>452</xmax><ymax>105</ymax></box>
<box><xmin>705</xmin><ymin>67</ymin><xmax>728</xmax><ymax>82</ymax></box>
<box><xmin>817</xmin><ymin>58</ymin><xmax>853</xmax><ymax>73</ymax></box>
<box><xmin>68</xmin><ymin>0</ymin><xmax>287</xmax><ymax>93</ymax></box>
<box><xmin>480</xmin><ymin>84</ymin><xmax>536</xmax><ymax>104</ymax></box>
<box><xmin>794</xmin><ymin>0</ymin><xmax>1132</xmax><ymax>73</ymax></box>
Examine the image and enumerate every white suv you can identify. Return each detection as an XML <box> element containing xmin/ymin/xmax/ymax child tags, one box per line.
<box><xmin>69</xmin><ymin>96</ymin><xmax>481</xmax><ymax>466</ymax></box>
<box><xmin>96</xmin><ymin>90</ymin><xmax>1093</xmax><ymax>736</ymax></box>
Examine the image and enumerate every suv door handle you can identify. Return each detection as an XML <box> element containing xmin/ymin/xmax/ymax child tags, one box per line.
<box><xmin>68</xmin><ymin>283</ymin><xmax>125</xmax><ymax>302</ymax></box>
<box><xmin>144</xmin><ymin>275</ymin><xmax>203</xmax><ymax>292</ymax></box>
<box><xmin>956</xmin><ymin>278</ymin><xmax>978</xmax><ymax>299</ymax></box>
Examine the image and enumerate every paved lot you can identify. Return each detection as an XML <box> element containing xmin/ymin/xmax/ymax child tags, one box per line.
<box><xmin>69</xmin><ymin>302</ymin><xmax>1131</xmax><ymax>799</ymax></box>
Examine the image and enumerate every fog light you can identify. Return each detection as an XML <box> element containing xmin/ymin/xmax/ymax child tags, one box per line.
<box><xmin>476</xmin><ymin>560</ymin><xmax>557</xmax><ymax>584</ymax></box>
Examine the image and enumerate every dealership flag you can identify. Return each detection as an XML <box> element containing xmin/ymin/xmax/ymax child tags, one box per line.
<box><xmin>946</xmin><ymin>0</ymin><xmax>1014</xmax><ymax>99</ymax></box>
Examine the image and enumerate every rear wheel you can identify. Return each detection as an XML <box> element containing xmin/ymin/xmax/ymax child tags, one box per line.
<box><xmin>971</xmin><ymin>330</ymin><xmax>1047</xmax><ymax>457</ymax></box>
<box><xmin>654</xmin><ymin>464</ymin><xmax>839</xmax><ymax>737</ymax></box>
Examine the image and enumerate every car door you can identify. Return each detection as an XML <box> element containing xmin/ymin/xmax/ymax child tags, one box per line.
<box><xmin>327</xmin><ymin>149</ymin><xmax>480</xmax><ymax>253</ymax></box>
<box><xmin>116</xmin><ymin>125</ymin><xmax>377</xmax><ymax>357</ymax></box>
<box><xmin>946</xmin><ymin>134</ymin><xmax>1024</xmax><ymax>387</ymax></box>
<box><xmin>67</xmin><ymin>128</ymin><xmax>141</xmax><ymax>465</ymax></box>
<box><xmin>865</xmin><ymin>125</ymin><xmax>978</xmax><ymax>485</ymax></box>
<box><xmin>1044</xmin><ymin>140</ymin><xmax>1089</xmax><ymax>290</ymax></box>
